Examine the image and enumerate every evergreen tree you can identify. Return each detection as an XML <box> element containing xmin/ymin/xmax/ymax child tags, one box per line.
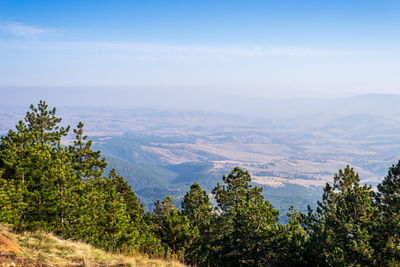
<box><xmin>374</xmin><ymin>160</ymin><xmax>400</xmax><ymax>265</ymax></box>
<box><xmin>152</xmin><ymin>196</ymin><xmax>198</xmax><ymax>260</ymax></box>
<box><xmin>278</xmin><ymin>208</ymin><xmax>308</xmax><ymax>266</ymax></box>
<box><xmin>52</xmin><ymin>144</ymin><xmax>83</xmax><ymax>237</ymax></box>
<box><xmin>211</xmin><ymin>167</ymin><xmax>281</xmax><ymax>266</ymax></box>
<box><xmin>0</xmin><ymin>169</ymin><xmax>26</xmax><ymax>226</ymax></box>
<box><xmin>108</xmin><ymin>169</ymin><xmax>163</xmax><ymax>254</ymax></box>
<box><xmin>69</xmin><ymin>121</ymin><xmax>107</xmax><ymax>180</ymax></box>
<box><xmin>0</xmin><ymin>101</ymin><xmax>71</xmax><ymax>231</ymax></box>
<box><xmin>181</xmin><ymin>183</ymin><xmax>214</xmax><ymax>265</ymax></box>
<box><xmin>182</xmin><ymin>183</ymin><xmax>213</xmax><ymax>231</ymax></box>
<box><xmin>304</xmin><ymin>166</ymin><xmax>378</xmax><ymax>266</ymax></box>
<box><xmin>0</xmin><ymin>101</ymin><xmax>163</xmax><ymax>256</ymax></box>
<box><xmin>24</xmin><ymin>101</ymin><xmax>70</xmax><ymax>144</ymax></box>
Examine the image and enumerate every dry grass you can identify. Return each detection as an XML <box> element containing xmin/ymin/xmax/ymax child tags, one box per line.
<box><xmin>0</xmin><ymin>224</ymin><xmax>185</xmax><ymax>267</ymax></box>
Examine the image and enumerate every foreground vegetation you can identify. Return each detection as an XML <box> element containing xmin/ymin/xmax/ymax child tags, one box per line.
<box><xmin>0</xmin><ymin>224</ymin><xmax>184</xmax><ymax>266</ymax></box>
<box><xmin>1</xmin><ymin>101</ymin><xmax>400</xmax><ymax>266</ymax></box>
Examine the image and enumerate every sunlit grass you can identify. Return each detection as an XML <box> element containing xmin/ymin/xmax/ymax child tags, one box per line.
<box><xmin>0</xmin><ymin>224</ymin><xmax>185</xmax><ymax>267</ymax></box>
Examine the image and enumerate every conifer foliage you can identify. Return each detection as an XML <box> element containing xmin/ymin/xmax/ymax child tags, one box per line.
<box><xmin>303</xmin><ymin>166</ymin><xmax>378</xmax><ymax>265</ymax></box>
<box><xmin>210</xmin><ymin>168</ymin><xmax>281</xmax><ymax>266</ymax></box>
<box><xmin>0</xmin><ymin>101</ymin><xmax>161</xmax><ymax>254</ymax></box>
<box><xmin>374</xmin><ymin>161</ymin><xmax>400</xmax><ymax>265</ymax></box>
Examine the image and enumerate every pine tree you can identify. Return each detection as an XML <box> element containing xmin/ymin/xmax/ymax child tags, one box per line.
<box><xmin>107</xmin><ymin>169</ymin><xmax>163</xmax><ymax>254</ymax></box>
<box><xmin>304</xmin><ymin>166</ymin><xmax>378</xmax><ymax>266</ymax></box>
<box><xmin>182</xmin><ymin>183</ymin><xmax>213</xmax><ymax>231</ymax></box>
<box><xmin>68</xmin><ymin>121</ymin><xmax>107</xmax><ymax>180</ymax></box>
<box><xmin>373</xmin><ymin>160</ymin><xmax>400</xmax><ymax>265</ymax></box>
<box><xmin>267</xmin><ymin>207</ymin><xmax>308</xmax><ymax>266</ymax></box>
<box><xmin>51</xmin><ymin>144</ymin><xmax>82</xmax><ymax>237</ymax></box>
<box><xmin>211</xmin><ymin>167</ymin><xmax>281</xmax><ymax>266</ymax></box>
<box><xmin>0</xmin><ymin>170</ymin><xmax>26</xmax><ymax>225</ymax></box>
<box><xmin>181</xmin><ymin>183</ymin><xmax>214</xmax><ymax>265</ymax></box>
<box><xmin>0</xmin><ymin>101</ymin><xmax>162</xmax><ymax>256</ymax></box>
<box><xmin>0</xmin><ymin>101</ymin><xmax>71</xmax><ymax>231</ymax></box>
<box><xmin>152</xmin><ymin>196</ymin><xmax>198</xmax><ymax>260</ymax></box>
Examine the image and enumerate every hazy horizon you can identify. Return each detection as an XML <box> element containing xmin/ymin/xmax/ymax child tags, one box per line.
<box><xmin>1</xmin><ymin>87</ymin><xmax>400</xmax><ymax>121</ymax></box>
<box><xmin>1</xmin><ymin>86</ymin><xmax>394</xmax><ymax>108</ymax></box>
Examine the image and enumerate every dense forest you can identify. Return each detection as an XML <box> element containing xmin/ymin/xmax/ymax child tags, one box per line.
<box><xmin>1</xmin><ymin>101</ymin><xmax>400</xmax><ymax>266</ymax></box>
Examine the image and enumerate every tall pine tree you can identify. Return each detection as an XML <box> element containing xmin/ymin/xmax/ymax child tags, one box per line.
<box><xmin>304</xmin><ymin>166</ymin><xmax>378</xmax><ymax>266</ymax></box>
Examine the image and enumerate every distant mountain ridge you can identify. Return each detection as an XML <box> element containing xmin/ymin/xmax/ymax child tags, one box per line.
<box><xmin>1</xmin><ymin>90</ymin><xmax>400</xmax><ymax>118</ymax></box>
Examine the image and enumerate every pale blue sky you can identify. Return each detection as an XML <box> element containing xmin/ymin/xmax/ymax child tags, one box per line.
<box><xmin>0</xmin><ymin>0</ymin><xmax>399</xmax><ymax>100</ymax></box>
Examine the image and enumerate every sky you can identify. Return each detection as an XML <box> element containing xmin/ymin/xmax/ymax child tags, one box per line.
<box><xmin>0</xmin><ymin>0</ymin><xmax>399</xmax><ymax>106</ymax></box>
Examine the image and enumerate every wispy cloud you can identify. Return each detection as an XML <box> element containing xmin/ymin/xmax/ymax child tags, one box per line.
<box><xmin>0</xmin><ymin>21</ymin><xmax>53</xmax><ymax>38</ymax></box>
<box><xmin>48</xmin><ymin>42</ymin><xmax>377</xmax><ymax>58</ymax></box>
<box><xmin>0</xmin><ymin>40</ymin><xmax>380</xmax><ymax>61</ymax></box>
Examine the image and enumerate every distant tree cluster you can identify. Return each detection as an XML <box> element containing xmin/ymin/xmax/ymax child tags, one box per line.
<box><xmin>1</xmin><ymin>101</ymin><xmax>400</xmax><ymax>266</ymax></box>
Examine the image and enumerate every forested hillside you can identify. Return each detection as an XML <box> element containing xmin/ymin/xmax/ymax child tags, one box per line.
<box><xmin>1</xmin><ymin>102</ymin><xmax>400</xmax><ymax>266</ymax></box>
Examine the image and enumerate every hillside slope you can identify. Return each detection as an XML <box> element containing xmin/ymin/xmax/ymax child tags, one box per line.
<box><xmin>0</xmin><ymin>225</ymin><xmax>184</xmax><ymax>267</ymax></box>
<box><xmin>105</xmin><ymin>155</ymin><xmax>178</xmax><ymax>189</ymax></box>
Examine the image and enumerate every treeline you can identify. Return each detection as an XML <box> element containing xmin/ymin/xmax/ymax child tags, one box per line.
<box><xmin>1</xmin><ymin>102</ymin><xmax>400</xmax><ymax>266</ymax></box>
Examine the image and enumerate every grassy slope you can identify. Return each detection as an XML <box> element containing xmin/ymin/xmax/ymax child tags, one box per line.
<box><xmin>0</xmin><ymin>225</ymin><xmax>185</xmax><ymax>267</ymax></box>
